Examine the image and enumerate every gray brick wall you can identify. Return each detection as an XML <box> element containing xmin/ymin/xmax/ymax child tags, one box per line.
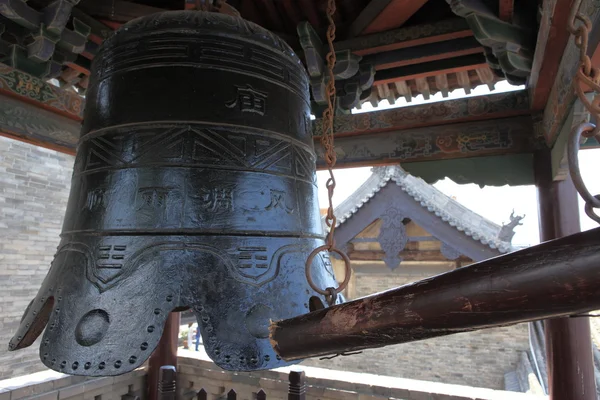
<box><xmin>0</xmin><ymin>137</ymin><xmax>74</xmax><ymax>379</ymax></box>
<box><xmin>304</xmin><ymin>270</ymin><xmax>530</xmax><ymax>389</ymax></box>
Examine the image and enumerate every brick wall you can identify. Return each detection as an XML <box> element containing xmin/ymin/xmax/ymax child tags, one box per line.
<box><xmin>304</xmin><ymin>269</ymin><xmax>531</xmax><ymax>390</ymax></box>
<box><xmin>0</xmin><ymin>137</ymin><xmax>74</xmax><ymax>379</ymax></box>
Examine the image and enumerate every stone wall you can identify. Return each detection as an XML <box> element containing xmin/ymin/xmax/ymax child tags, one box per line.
<box><xmin>0</xmin><ymin>368</ymin><xmax>145</xmax><ymax>400</ymax></box>
<box><xmin>304</xmin><ymin>268</ymin><xmax>531</xmax><ymax>390</ymax></box>
<box><xmin>0</xmin><ymin>137</ymin><xmax>74</xmax><ymax>379</ymax></box>
<box><xmin>177</xmin><ymin>351</ymin><xmax>546</xmax><ymax>400</ymax></box>
<box><xmin>0</xmin><ymin>353</ymin><xmax>547</xmax><ymax>400</ymax></box>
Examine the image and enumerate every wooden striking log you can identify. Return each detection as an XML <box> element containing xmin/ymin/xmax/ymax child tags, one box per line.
<box><xmin>270</xmin><ymin>227</ymin><xmax>600</xmax><ymax>360</ymax></box>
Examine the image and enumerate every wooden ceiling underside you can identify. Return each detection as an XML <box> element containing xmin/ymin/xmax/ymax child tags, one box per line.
<box><xmin>0</xmin><ymin>0</ymin><xmax>538</xmax><ymax>110</ymax></box>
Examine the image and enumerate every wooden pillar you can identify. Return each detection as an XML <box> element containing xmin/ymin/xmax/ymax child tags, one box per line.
<box><xmin>148</xmin><ymin>312</ymin><xmax>180</xmax><ymax>400</ymax></box>
<box><xmin>535</xmin><ymin>152</ymin><xmax>597</xmax><ymax>400</ymax></box>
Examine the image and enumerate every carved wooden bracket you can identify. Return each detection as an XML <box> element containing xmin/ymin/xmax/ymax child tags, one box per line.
<box><xmin>297</xmin><ymin>21</ymin><xmax>375</xmax><ymax>114</ymax></box>
<box><xmin>446</xmin><ymin>0</ymin><xmax>535</xmax><ymax>85</ymax></box>
<box><xmin>0</xmin><ymin>0</ymin><xmax>91</xmax><ymax>89</ymax></box>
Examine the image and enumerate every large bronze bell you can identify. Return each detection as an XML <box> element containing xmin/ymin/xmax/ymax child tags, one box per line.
<box><xmin>9</xmin><ymin>10</ymin><xmax>340</xmax><ymax>376</ymax></box>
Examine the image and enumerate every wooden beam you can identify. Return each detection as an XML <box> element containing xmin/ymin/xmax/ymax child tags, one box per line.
<box><xmin>363</xmin><ymin>37</ymin><xmax>483</xmax><ymax>70</ymax></box>
<box><xmin>535</xmin><ymin>153</ymin><xmax>598</xmax><ymax>400</ymax></box>
<box><xmin>401</xmin><ymin>154</ymin><xmax>535</xmax><ymax>186</ymax></box>
<box><xmin>540</xmin><ymin>0</ymin><xmax>600</xmax><ymax>144</ymax></box>
<box><xmin>0</xmin><ymin>63</ymin><xmax>84</xmax><ymax>121</ymax></box>
<box><xmin>71</xmin><ymin>9</ymin><xmax>114</xmax><ymax>44</ymax></box>
<box><xmin>499</xmin><ymin>0</ymin><xmax>514</xmax><ymax>22</ymax></box>
<box><xmin>349</xmin><ymin>0</ymin><xmax>428</xmax><ymax>37</ymax></box>
<box><xmin>313</xmin><ymin>90</ymin><xmax>530</xmax><ymax>137</ymax></box>
<box><xmin>314</xmin><ymin>116</ymin><xmax>535</xmax><ymax>168</ymax></box>
<box><xmin>349</xmin><ymin>0</ymin><xmax>394</xmax><ymax>37</ymax></box>
<box><xmin>335</xmin><ymin>18</ymin><xmax>473</xmax><ymax>56</ymax></box>
<box><xmin>528</xmin><ymin>0</ymin><xmax>575</xmax><ymax>111</ymax></box>
<box><xmin>363</xmin><ymin>0</ymin><xmax>429</xmax><ymax>34</ymax></box>
<box><xmin>349</xmin><ymin>250</ymin><xmax>471</xmax><ymax>262</ymax></box>
<box><xmin>373</xmin><ymin>54</ymin><xmax>488</xmax><ymax>85</ymax></box>
<box><xmin>0</xmin><ymin>93</ymin><xmax>79</xmax><ymax>154</ymax></box>
<box><xmin>270</xmin><ymin>227</ymin><xmax>600</xmax><ymax>361</ymax></box>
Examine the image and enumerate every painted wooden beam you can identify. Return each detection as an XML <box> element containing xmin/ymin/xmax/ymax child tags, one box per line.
<box><xmin>0</xmin><ymin>63</ymin><xmax>84</xmax><ymax>121</ymax></box>
<box><xmin>541</xmin><ymin>0</ymin><xmax>600</xmax><ymax>145</ymax></box>
<box><xmin>313</xmin><ymin>90</ymin><xmax>530</xmax><ymax>136</ymax></box>
<box><xmin>373</xmin><ymin>53</ymin><xmax>488</xmax><ymax>85</ymax></box>
<box><xmin>314</xmin><ymin>116</ymin><xmax>535</xmax><ymax>168</ymax></box>
<box><xmin>0</xmin><ymin>93</ymin><xmax>79</xmax><ymax>154</ymax></box>
<box><xmin>402</xmin><ymin>154</ymin><xmax>534</xmax><ymax>186</ymax></box>
<box><xmin>363</xmin><ymin>37</ymin><xmax>483</xmax><ymax>70</ymax></box>
<box><xmin>335</xmin><ymin>18</ymin><xmax>473</xmax><ymax>56</ymax></box>
<box><xmin>0</xmin><ymin>82</ymin><xmax>535</xmax><ymax>187</ymax></box>
<box><xmin>349</xmin><ymin>0</ymin><xmax>429</xmax><ymax>37</ymax></box>
<box><xmin>528</xmin><ymin>0</ymin><xmax>575</xmax><ymax>111</ymax></box>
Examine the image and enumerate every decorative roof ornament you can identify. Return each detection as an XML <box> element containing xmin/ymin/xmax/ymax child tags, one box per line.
<box><xmin>498</xmin><ymin>210</ymin><xmax>525</xmax><ymax>242</ymax></box>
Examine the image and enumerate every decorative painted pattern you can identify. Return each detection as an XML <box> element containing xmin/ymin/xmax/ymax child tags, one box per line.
<box><xmin>313</xmin><ymin>90</ymin><xmax>530</xmax><ymax>136</ymax></box>
<box><xmin>335</xmin><ymin>18</ymin><xmax>471</xmax><ymax>55</ymax></box>
<box><xmin>0</xmin><ymin>94</ymin><xmax>80</xmax><ymax>149</ymax></box>
<box><xmin>0</xmin><ymin>63</ymin><xmax>84</xmax><ymax>120</ymax></box>
<box><xmin>315</xmin><ymin>116</ymin><xmax>534</xmax><ymax>167</ymax></box>
<box><xmin>541</xmin><ymin>0</ymin><xmax>600</xmax><ymax>145</ymax></box>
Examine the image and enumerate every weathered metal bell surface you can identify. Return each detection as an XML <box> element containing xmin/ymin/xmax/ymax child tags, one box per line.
<box><xmin>9</xmin><ymin>10</ymin><xmax>341</xmax><ymax>376</ymax></box>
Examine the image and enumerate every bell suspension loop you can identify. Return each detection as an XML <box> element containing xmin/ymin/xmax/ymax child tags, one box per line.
<box><xmin>304</xmin><ymin>0</ymin><xmax>351</xmax><ymax>307</ymax></box>
<box><xmin>567</xmin><ymin>0</ymin><xmax>600</xmax><ymax>224</ymax></box>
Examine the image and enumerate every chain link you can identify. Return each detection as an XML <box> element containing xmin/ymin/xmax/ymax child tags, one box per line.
<box><xmin>567</xmin><ymin>0</ymin><xmax>600</xmax><ymax>224</ymax></box>
<box><xmin>305</xmin><ymin>0</ymin><xmax>351</xmax><ymax>306</ymax></box>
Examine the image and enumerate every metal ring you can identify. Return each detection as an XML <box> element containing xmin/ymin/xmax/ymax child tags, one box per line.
<box><xmin>568</xmin><ymin>122</ymin><xmax>600</xmax><ymax>208</ymax></box>
<box><xmin>585</xmin><ymin>195</ymin><xmax>600</xmax><ymax>224</ymax></box>
<box><xmin>305</xmin><ymin>245</ymin><xmax>351</xmax><ymax>298</ymax></box>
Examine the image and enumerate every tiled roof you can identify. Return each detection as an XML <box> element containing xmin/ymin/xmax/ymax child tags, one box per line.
<box><xmin>333</xmin><ymin>165</ymin><xmax>516</xmax><ymax>253</ymax></box>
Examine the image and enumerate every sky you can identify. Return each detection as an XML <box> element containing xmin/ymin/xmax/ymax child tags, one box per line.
<box><xmin>316</xmin><ymin>82</ymin><xmax>600</xmax><ymax>247</ymax></box>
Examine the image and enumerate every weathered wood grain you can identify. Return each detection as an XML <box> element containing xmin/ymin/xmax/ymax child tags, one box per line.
<box><xmin>270</xmin><ymin>227</ymin><xmax>600</xmax><ymax>360</ymax></box>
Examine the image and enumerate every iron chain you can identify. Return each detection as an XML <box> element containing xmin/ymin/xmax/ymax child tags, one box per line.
<box><xmin>567</xmin><ymin>0</ymin><xmax>600</xmax><ymax>224</ymax></box>
<box><xmin>305</xmin><ymin>0</ymin><xmax>351</xmax><ymax>306</ymax></box>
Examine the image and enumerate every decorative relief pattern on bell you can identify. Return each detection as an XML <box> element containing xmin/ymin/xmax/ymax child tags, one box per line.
<box><xmin>9</xmin><ymin>10</ymin><xmax>339</xmax><ymax>376</ymax></box>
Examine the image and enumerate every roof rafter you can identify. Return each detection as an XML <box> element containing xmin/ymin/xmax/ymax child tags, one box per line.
<box><xmin>348</xmin><ymin>0</ymin><xmax>429</xmax><ymax>38</ymax></box>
